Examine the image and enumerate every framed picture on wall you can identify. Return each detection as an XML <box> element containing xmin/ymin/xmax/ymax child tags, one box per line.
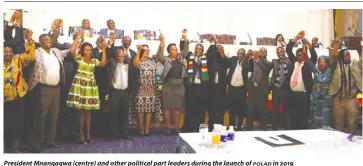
<box><xmin>134</xmin><ymin>30</ymin><xmax>157</xmax><ymax>41</ymax></box>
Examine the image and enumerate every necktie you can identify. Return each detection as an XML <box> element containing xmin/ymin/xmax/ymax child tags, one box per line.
<box><xmin>125</xmin><ymin>49</ymin><xmax>129</xmax><ymax>58</ymax></box>
<box><xmin>196</xmin><ymin>57</ymin><xmax>201</xmax><ymax>79</ymax></box>
<box><xmin>279</xmin><ymin>61</ymin><xmax>285</xmax><ymax>85</ymax></box>
<box><xmin>120</xmin><ymin>64</ymin><xmax>124</xmax><ymax>89</ymax></box>
<box><xmin>253</xmin><ymin>60</ymin><xmax>260</xmax><ymax>86</ymax></box>
<box><xmin>291</xmin><ymin>62</ymin><xmax>302</xmax><ymax>87</ymax></box>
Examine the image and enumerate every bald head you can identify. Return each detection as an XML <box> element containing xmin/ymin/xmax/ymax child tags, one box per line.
<box><xmin>82</xmin><ymin>19</ymin><xmax>90</xmax><ymax>30</ymax></box>
<box><xmin>122</xmin><ymin>36</ymin><xmax>132</xmax><ymax>48</ymax></box>
<box><xmin>237</xmin><ymin>48</ymin><xmax>246</xmax><ymax>60</ymax></box>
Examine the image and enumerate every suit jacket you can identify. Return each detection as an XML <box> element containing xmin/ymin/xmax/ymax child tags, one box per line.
<box><xmin>50</xmin><ymin>29</ymin><xmax>71</xmax><ymax>50</ymax></box>
<box><xmin>329</xmin><ymin>61</ymin><xmax>361</xmax><ymax>97</ymax></box>
<box><xmin>158</xmin><ymin>39</ymin><xmax>189</xmax><ymax>81</ymax></box>
<box><xmin>206</xmin><ymin>44</ymin><xmax>230</xmax><ymax>86</ymax></box>
<box><xmin>92</xmin><ymin>48</ymin><xmax>110</xmax><ymax>93</ymax></box>
<box><xmin>74</xmin><ymin>26</ymin><xmax>96</xmax><ymax>36</ymax></box>
<box><xmin>226</xmin><ymin>56</ymin><xmax>249</xmax><ymax>87</ymax></box>
<box><xmin>242</xmin><ymin>55</ymin><xmax>273</xmax><ymax>97</ymax></box>
<box><xmin>4</xmin><ymin>23</ymin><xmax>25</xmax><ymax>54</ymax></box>
<box><xmin>99</xmin><ymin>28</ymin><xmax>124</xmax><ymax>39</ymax></box>
<box><xmin>106</xmin><ymin>45</ymin><xmax>138</xmax><ymax>88</ymax></box>
<box><xmin>286</xmin><ymin>41</ymin><xmax>317</xmax><ymax>93</ymax></box>
<box><xmin>270</xmin><ymin>58</ymin><xmax>293</xmax><ymax>90</ymax></box>
<box><xmin>107</xmin><ymin>57</ymin><xmax>134</xmax><ymax>94</ymax></box>
<box><xmin>27</xmin><ymin>48</ymin><xmax>68</xmax><ymax>91</ymax></box>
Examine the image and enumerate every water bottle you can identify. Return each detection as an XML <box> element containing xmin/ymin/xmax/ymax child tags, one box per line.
<box><xmin>341</xmin><ymin>41</ymin><xmax>346</xmax><ymax>49</ymax></box>
<box><xmin>348</xmin><ymin>134</ymin><xmax>362</xmax><ymax>143</ymax></box>
<box><xmin>227</xmin><ymin>126</ymin><xmax>235</xmax><ymax>141</ymax></box>
<box><xmin>220</xmin><ymin>126</ymin><xmax>228</xmax><ymax>142</ymax></box>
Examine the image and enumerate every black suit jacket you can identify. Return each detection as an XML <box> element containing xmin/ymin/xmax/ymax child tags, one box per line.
<box><xmin>242</xmin><ymin>55</ymin><xmax>273</xmax><ymax>97</ymax></box>
<box><xmin>4</xmin><ymin>24</ymin><xmax>25</xmax><ymax>54</ymax></box>
<box><xmin>270</xmin><ymin>58</ymin><xmax>293</xmax><ymax>90</ymax></box>
<box><xmin>226</xmin><ymin>56</ymin><xmax>249</xmax><ymax>86</ymax></box>
<box><xmin>107</xmin><ymin>57</ymin><xmax>134</xmax><ymax>94</ymax></box>
<box><xmin>206</xmin><ymin>45</ymin><xmax>229</xmax><ymax>86</ymax></box>
<box><xmin>286</xmin><ymin>41</ymin><xmax>318</xmax><ymax>93</ymax></box>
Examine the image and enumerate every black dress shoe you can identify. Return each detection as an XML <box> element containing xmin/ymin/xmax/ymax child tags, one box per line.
<box><xmin>46</xmin><ymin>143</ymin><xmax>60</xmax><ymax>148</ymax></box>
<box><xmin>29</xmin><ymin>147</ymin><xmax>41</xmax><ymax>153</ymax></box>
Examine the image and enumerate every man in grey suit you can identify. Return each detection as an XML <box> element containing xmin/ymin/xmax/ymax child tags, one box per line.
<box><xmin>74</xmin><ymin>19</ymin><xmax>96</xmax><ymax>37</ymax></box>
<box><xmin>243</xmin><ymin>48</ymin><xmax>273</xmax><ymax>130</ymax></box>
<box><xmin>99</xmin><ymin>19</ymin><xmax>124</xmax><ymax>39</ymax></box>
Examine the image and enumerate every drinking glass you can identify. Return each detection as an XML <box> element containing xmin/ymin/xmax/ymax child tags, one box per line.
<box><xmin>199</xmin><ymin>124</ymin><xmax>208</xmax><ymax>140</ymax></box>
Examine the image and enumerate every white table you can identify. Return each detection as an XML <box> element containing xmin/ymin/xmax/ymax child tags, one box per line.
<box><xmin>176</xmin><ymin>129</ymin><xmax>362</xmax><ymax>154</ymax></box>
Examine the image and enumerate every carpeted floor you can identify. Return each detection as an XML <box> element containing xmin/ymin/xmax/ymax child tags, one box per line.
<box><xmin>44</xmin><ymin>134</ymin><xmax>179</xmax><ymax>153</ymax></box>
<box><xmin>6</xmin><ymin>127</ymin><xmax>361</xmax><ymax>153</ymax></box>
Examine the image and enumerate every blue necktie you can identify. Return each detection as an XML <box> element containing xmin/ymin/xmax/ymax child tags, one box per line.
<box><xmin>120</xmin><ymin>65</ymin><xmax>124</xmax><ymax>89</ymax></box>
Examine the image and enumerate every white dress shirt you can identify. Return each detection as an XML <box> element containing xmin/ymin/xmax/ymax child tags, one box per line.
<box><xmin>123</xmin><ymin>46</ymin><xmax>131</xmax><ymax>59</ymax></box>
<box><xmin>113</xmin><ymin>63</ymin><xmax>128</xmax><ymax>90</ymax></box>
<box><xmin>7</xmin><ymin>23</ymin><xmax>16</xmax><ymax>38</ymax></box>
<box><xmin>107</xmin><ymin>29</ymin><xmax>115</xmax><ymax>37</ymax></box>
<box><xmin>231</xmin><ymin>60</ymin><xmax>244</xmax><ymax>87</ymax></box>
<box><xmin>290</xmin><ymin>62</ymin><xmax>306</xmax><ymax>92</ymax></box>
<box><xmin>40</xmin><ymin>48</ymin><xmax>60</xmax><ymax>85</ymax></box>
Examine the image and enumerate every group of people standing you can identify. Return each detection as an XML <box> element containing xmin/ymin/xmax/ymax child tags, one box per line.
<box><xmin>3</xmin><ymin>10</ymin><xmax>362</xmax><ymax>153</ymax></box>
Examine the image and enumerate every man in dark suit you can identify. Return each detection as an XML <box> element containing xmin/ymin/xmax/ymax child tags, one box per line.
<box><xmin>226</xmin><ymin>48</ymin><xmax>249</xmax><ymax>131</ymax></box>
<box><xmin>107</xmin><ymin>48</ymin><xmax>134</xmax><ymax>140</ymax></box>
<box><xmin>270</xmin><ymin>47</ymin><xmax>293</xmax><ymax>130</ymax></box>
<box><xmin>99</xmin><ymin>19</ymin><xmax>124</xmax><ymax>39</ymax></box>
<box><xmin>286</xmin><ymin>31</ymin><xmax>317</xmax><ymax>130</ymax></box>
<box><xmin>4</xmin><ymin>11</ymin><xmax>24</xmax><ymax>54</ymax></box>
<box><xmin>243</xmin><ymin>48</ymin><xmax>273</xmax><ymax>130</ymax></box>
<box><xmin>74</xmin><ymin>19</ymin><xmax>96</xmax><ymax>37</ymax></box>
<box><xmin>205</xmin><ymin>38</ymin><xmax>230</xmax><ymax>130</ymax></box>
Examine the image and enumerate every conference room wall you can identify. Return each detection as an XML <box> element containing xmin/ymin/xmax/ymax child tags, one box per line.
<box><xmin>5</xmin><ymin>8</ymin><xmax>333</xmax><ymax>48</ymax></box>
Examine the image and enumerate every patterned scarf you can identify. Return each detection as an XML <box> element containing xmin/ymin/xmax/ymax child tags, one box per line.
<box><xmin>274</xmin><ymin>60</ymin><xmax>288</xmax><ymax>88</ymax></box>
<box><xmin>187</xmin><ymin>54</ymin><xmax>209</xmax><ymax>84</ymax></box>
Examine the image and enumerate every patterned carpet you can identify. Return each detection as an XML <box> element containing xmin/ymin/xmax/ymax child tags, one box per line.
<box><xmin>7</xmin><ymin>126</ymin><xmax>361</xmax><ymax>153</ymax></box>
<box><xmin>43</xmin><ymin>134</ymin><xmax>178</xmax><ymax>153</ymax></box>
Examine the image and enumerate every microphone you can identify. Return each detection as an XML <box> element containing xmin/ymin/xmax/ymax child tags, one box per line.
<box><xmin>348</xmin><ymin>27</ymin><xmax>360</xmax><ymax>36</ymax></box>
<box><xmin>247</xmin><ymin>33</ymin><xmax>252</xmax><ymax>45</ymax></box>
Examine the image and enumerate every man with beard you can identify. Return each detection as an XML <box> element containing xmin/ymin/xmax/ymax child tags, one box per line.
<box><xmin>243</xmin><ymin>48</ymin><xmax>272</xmax><ymax>130</ymax></box>
<box><xmin>226</xmin><ymin>48</ymin><xmax>249</xmax><ymax>130</ymax></box>
<box><xmin>329</xmin><ymin>49</ymin><xmax>362</xmax><ymax>134</ymax></box>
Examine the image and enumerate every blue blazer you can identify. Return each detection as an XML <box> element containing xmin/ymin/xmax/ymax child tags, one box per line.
<box><xmin>99</xmin><ymin>28</ymin><xmax>124</xmax><ymax>39</ymax></box>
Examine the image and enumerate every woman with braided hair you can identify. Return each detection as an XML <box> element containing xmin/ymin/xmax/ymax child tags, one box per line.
<box><xmin>329</xmin><ymin>45</ymin><xmax>362</xmax><ymax>134</ymax></box>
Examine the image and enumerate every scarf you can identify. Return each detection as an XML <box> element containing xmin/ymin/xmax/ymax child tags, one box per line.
<box><xmin>187</xmin><ymin>54</ymin><xmax>209</xmax><ymax>84</ymax></box>
<box><xmin>274</xmin><ymin>60</ymin><xmax>288</xmax><ymax>88</ymax></box>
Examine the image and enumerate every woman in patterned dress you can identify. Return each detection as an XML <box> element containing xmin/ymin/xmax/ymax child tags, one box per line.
<box><xmin>3</xmin><ymin>29</ymin><xmax>35</xmax><ymax>152</ymax></box>
<box><xmin>133</xmin><ymin>44</ymin><xmax>158</xmax><ymax>135</ymax></box>
<box><xmin>67</xmin><ymin>32</ymin><xmax>107</xmax><ymax>144</ymax></box>
<box><xmin>306</xmin><ymin>39</ymin><xmax>339</xmax><ymax>129</ymax></box>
